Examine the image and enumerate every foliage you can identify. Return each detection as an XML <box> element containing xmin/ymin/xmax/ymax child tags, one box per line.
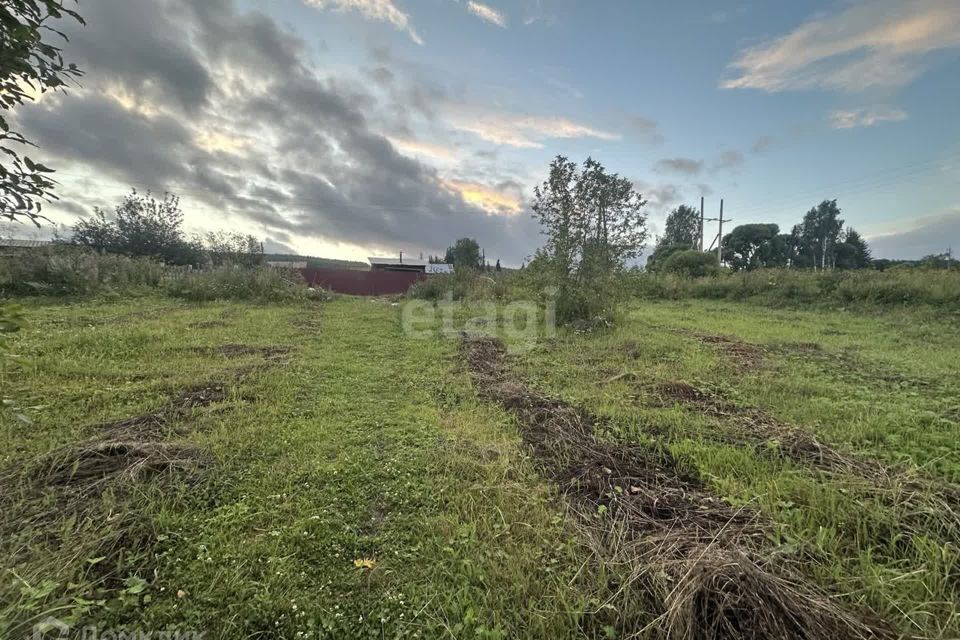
<box><xmin>444</xmin><ymin>237</ymin><xmax>483</xmax><ymax>270</ymax></box>
<box><xmin>72</xmin><ymin>190</ymin><xmax>204</xmax><ymax>265</ymax></box>
<box><xmin>722</xmin><ymin>223</ymin><xmax>787</xmax><ymax>271</ymax></box>
<box><xmin>0</xmin><ymin>244</ymin><xmax>164</xmax><ymax>296</ymax></box>
<box><xmin>164</xmin><ymin>266</ymin><xmax>315</xmax><ymax>302</ymax></box>
<box><xmin>629</xmin><ymin>266</ymin><xmax>960</xmax><ymax>309</ymax></box>
<box><xmin>791</xmin><ymin>200</ymin><xmax>844</xmax><ymax>270</ymax></box>
<box><xmin>205</xmin><ymin>231</ymin><xmax>264</xmax><ymax>267</ymax></box>
<box><xmin>835</xmin><ymin>228</ymin><xmax>871</xmax><ymax>269</ymax></box>
<box><xmin>646</xmin><ymin>242</ymin><xmax>691</xmax><ymax>272</ymax></box>
<box><xmin>1</xmin><ymin>0</ymin><xmax>84</xmax><ymax>224</ymax></box>
<box><xmin>531</xmin><ymin>156</ymin><xmax>647</xmax><ymax>324</ymax></box>
<box><xmin>660</xmin><ymin>249</ymin><xmax>720</xmax><ymax>277</ymax></box>
<box><xmin>659</xmin><ymin>204</ymin><xmax>700</xmax><ymax>248</ymax></box>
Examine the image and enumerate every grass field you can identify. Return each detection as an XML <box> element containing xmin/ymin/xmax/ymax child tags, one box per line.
<box><xmin>1</xmin><ymin>295</ymin><xmax>958</xmax><ymax>638</ymax></box>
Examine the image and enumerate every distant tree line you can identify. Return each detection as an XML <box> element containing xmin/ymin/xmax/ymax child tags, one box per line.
<box><xmin>648</xmin><ymin>199</ymin><xmax>883</xmax><ymax>274</ymax></box>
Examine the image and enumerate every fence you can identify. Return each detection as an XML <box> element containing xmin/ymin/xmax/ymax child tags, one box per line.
<box><xmin>301</xmin><ymin>267</ymin><xmax>426</xmax><ymax>296</ymax></box>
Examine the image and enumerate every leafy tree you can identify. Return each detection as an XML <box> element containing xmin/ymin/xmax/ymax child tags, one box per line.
<box><xmin>1</xmin><ymin>1</ymin><xmax>84</xmax><ymax>224</ymax></box>
<box><xmin>206</xmin><ymin>231</ymin><xmax>263</xmax><ymax>267</ymax></box>
<box><xmin>793</xmin><ymin>200</ymin><xmax>844</xmax><ymax>270</ymax></box>
<box><xmin>722</xmin><ymin>223</ymin><xmax>787</xmax><ymax>271</ymax></box>
<box><xmin>834</xmin><ymin>227</ymin><xmax>871</xmax><ymax>269</ymax></box>
<box><xmin>659</xmin><ymin>205</ymin><xmax>700</xmax><ymax>248</ymax></box>
<box><xmin>72</xmin><ymin>190</ymin><xmax>204</xmax><ymax>265</ymax></box>
<box><xmin>444</xmin><ymin>237</ymin><xmax>482</xmax><ymax>270</ymax></box>
<box><xmin>661</xmin><ymin>250</ymin><xmax>719</xmax><ymax>277</ymax></box>
<box><xmin>531</xmin><ymin>155</ymin><xmax>647</xmax><ymax>323</ymax></box>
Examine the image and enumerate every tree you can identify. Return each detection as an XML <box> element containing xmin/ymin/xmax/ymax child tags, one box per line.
<box><xmin>444</xmin><ymin>237</ymin><xmax>482</xmax><ymax>270</ymax></box>
<box><xmin>72</xmin><ymin>190</ymin><xmax>204</xmax><ymax>265</ymax></box>
<box><xmin>1</xmin><ymin>1</ymin><xmax>84</xmax><ymax>224</ymax></box>
<box><xmin>834</xmin><ymin>227</ymin><xmax>871</xmax><ymax>269</ymax></box>
<box><xmin>659</xmin><ymin>205</ymin><xmax>700</xmax><ymax>248</ymax></box>
<box><xmin>495</xmin><ymin>259</ymin><xmax>501</xmax><ymax>272</ymax></box>
<box><xmin>531</xmin><ymin>155</ymin><xmax>647</xmax><ymax>323</ymax></box>
<box><xmin>205</xmin><ymin>231</ymin><xmax>264</xmax><ymax>267</ymax></box>
<box><xmin>793</xmin><ymin>200</ymin><xmax>844</xmax><ymax>270</ymax></box>
<box><xmin>721</xmin><ymin>223</ymin><xmax>787</xmax><ymax>271</ymax></box>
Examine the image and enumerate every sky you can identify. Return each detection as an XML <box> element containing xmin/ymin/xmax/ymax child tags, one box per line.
<box><xmin>8</xmin><ymin>0</ymin><xmax>960</xmax><ymax>264</ymax></box>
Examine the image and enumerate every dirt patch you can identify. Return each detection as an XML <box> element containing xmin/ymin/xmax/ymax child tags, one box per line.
<box><xmin>461</xmin><ymin>334</ymin><xmax>890</xmax><ymax>640</ymax></box>
<box><xmin>676</xmin><ymin>330</ymin><xmax>766</xmax><ymax>370</ymax></box>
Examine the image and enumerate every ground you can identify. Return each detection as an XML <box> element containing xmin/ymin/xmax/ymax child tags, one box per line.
<box><xmin>1</xmin><ymin>296</ymin><xmax>957</xmax><ymax>638</ymax></box>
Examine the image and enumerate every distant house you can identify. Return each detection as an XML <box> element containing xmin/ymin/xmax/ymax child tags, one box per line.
<box><xmin>368</xmin><ymin>256</ymin><xmax>454</xmax><ymax>274</ymax></box>
<box><xmin>0</xmin><ymin>238</ymin><xmax>51</xmax><ymax>249</ymax></box>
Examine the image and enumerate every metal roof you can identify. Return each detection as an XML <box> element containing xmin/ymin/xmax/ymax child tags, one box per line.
<box><xmin>368</xmin><ymin>256</ymin><xmax>429</xmax><ymax>266</ymax></box>
<box><xmin>0</xmin><ymin>238</ymin><xmax>51</xmax><ymax>248</ymax></box>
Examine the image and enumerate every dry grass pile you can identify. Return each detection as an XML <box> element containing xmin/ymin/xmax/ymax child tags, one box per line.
<box><xmin>460</xmin><ymin>334</ymin><xmax>891</xmax><ymax>640</ymax></box>
<box><xmin>676</xmin><ymin>330</ymin><xmax>766</xmax><ymax>370</ymax></box>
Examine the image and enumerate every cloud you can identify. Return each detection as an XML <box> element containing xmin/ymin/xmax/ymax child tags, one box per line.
<box><xmin>623</xmin><ymin>114</ymin><xmax>662</xmax><ymax>143</ymax></box>
<box><xmin>867</xmin><ymin>209</ymin><xmax>960</xmax><ymax>259</ymax></box>
<box><xmin>654</xmin><ymin>157</ymin><xmax>704</xmax><ymax>176</ymax></box>
<box><xmin>829</xmin><ymin>106</ymin><xmax>908</xmax><ymax>129</ymax></box>
<box><xmin>722</xmin><ymin>0</ymin><xmax>960</xmax><ymax>92</ymax></box>
<box><xmin>466</xmin><ymin>1</ymin><xmax>506</xmax><ymax>28</ymax></box>
<box><xmin>751</xmin><ymin>135</ymin><xmax>777</xmax><ymax>154</ymax></box>
<box><xmin>16</xmin><ymin>0</ymin><xmax>543</xmax><ymax>263</ymax></box>
<box><xmin>451</xmin><ymin>111</ymin><xmax>620</xmax><ymax>148</ymax></box>
<box><xmin>444</xmin><ymin>179</ymin><xmax>523</xmax><ymax>215</ymax></box>
<box><xmin>712</xmin><ymin>149</ymin><xmax>744</xmax><ymax>171</ymax></box>
<box><xmin>304</xmin><ymin>0</ymin><xmax>423</xmax><ymax>45</ymax></box>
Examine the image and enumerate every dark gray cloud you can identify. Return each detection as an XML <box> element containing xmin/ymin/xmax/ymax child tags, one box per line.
<box><xmin>17</xmin><ymin>0</ymin><xmax>540</xmax><ymax>263</ymax></box>
<box><xmin>17</xmin><ymin>93</ymin><xmax>194</xmax><ymax>185</ymax></box>
<box><xmin>654</xmin><ymin>157</ymin><xmax>704</xmax><ymax>176</ymax></box>
<box><xmin>867</xmin><ymin>211</ymin><xmax>960</xmax><ymax>260</ymax></box>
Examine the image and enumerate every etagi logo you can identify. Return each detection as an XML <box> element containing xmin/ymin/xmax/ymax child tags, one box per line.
<box><xmin>32</xmin><ymin>617</ymin><xmax>69</xmax><ymax>639</ymax></box>
<box><xmin>30</xmin><ymin>618</ymin><xmax>205</xmax><ymax>640</ymax></box>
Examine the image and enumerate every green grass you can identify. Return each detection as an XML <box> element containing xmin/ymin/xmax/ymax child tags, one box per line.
<box><xmin>1</xmin><ymin>297</ymin><xmax>597</xmax><ymax>639</ymax></box>
<box><xmin>2</xmin><ymin>295</ymin><xmax>958</xmax><ymax>638</ymax></box>
<box><xmin>515</xmin><ymin>299</ymin><xmax>960</xmax><ymax>637</ymax></box>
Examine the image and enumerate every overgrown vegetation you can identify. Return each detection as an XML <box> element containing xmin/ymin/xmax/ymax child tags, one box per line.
<box><xmin>530</xmin><ymin>156</ymin><xmax>647</xmax><ymax>325</ymax></box>
<box><xmin>629</xmin><ymin>266</ymin><xmax>960</xmax><ymax>309</ymax></box>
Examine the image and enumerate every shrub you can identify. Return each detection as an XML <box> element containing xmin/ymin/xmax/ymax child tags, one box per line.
<box><xmin>628</xmin><ymin>267</ymin><xmax>960</xmax><ymax>310</ymax></box>
<box><xmin>660</xmin><ymin>250</ymin><xmax>720</xmax><ymax>278</ymax></box>
<box><xmin>0</xmin><ymin>245</ymin><xmax>164</xmax><ymax>296</ymax></box>
<box><xmin>164</xmin><ymin>266</ymin><xmax>313</xmax><ymax>302</ymax></box>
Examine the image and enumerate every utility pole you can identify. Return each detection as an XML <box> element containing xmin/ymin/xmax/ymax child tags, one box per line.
<box><xmin>717</xmin><ymin>199</ymin><xmax>724</xmax><ymax>264</ymax></box>
<box><xmin>699</xmin><ymin>196</ymin><xmax>705</xmax><ymax>251</ymax></box>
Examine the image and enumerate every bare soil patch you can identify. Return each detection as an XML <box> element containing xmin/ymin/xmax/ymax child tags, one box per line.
<box><xmin>461</xmin><ymin>334</ymin><xmax>890</xmax><ymax>640</ymax></box>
